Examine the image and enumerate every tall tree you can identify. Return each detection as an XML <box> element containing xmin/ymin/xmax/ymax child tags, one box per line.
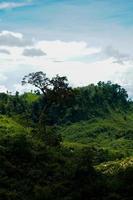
<box><xmin>22</xmin><ymin>71</ymin><xmax>73</xmax><ymax>144</ymax></box>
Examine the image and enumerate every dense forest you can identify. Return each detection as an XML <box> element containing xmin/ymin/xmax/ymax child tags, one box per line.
<box><xmin>0</xmin><ymin>71</ymin><xmax>133</xmax><ymax>200</ymax></box>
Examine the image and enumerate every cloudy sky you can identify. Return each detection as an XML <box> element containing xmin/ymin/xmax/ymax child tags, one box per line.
<box><xmin>0</xmin><ymin>0</ymin><xmax>133</xmax><ymax>96</ymax></box>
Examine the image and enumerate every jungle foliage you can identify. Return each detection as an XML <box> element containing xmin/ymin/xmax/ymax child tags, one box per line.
<box><xmin>0</xmin><ymin>72</ymin><xmax>132</xmax><ymax>199</ymax></box>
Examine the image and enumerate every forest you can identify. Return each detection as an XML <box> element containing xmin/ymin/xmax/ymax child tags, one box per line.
<box><xmin>0</xmin><ymin>71</ymin><xmax>133</xmax><ymax>200</ymax></box>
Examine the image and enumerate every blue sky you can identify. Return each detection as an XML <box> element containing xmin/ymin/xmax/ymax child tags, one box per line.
<box><xmin>1</xmin><ymin>0</ymin><xmax>133</xmax><ymax>39</ymax></box>
<box><xmin>0</xmin><ymin>0</ymin><xmax>133</xmax><ymax>95</ymax></box>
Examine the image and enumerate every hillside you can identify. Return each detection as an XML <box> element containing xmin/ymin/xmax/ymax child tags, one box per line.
<box><xmin>0</xmin><ymin>115</ymin><xmax>26</xmax><ymax>136</ymax></box>
<box><xmin>61</xmin><ymin>112</ymin><xmax>133</xmax><ymax>161</ymax></box>
<box><xmin>96</xmin><ymin>156</ymin><xmax>133</xmax><ymax>175</ymax></box>
<box><xmin>0</xmin><ymin>77</ymin><xmax>132</xmax><ymax>199</ymax></box>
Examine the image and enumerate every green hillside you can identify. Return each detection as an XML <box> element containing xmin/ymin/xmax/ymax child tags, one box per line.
<box><xmin>0</xmin><ymin>73</ymin><xmax>133</xmax><ymax>200</ymax></box>
<box><xmin>0</xmin><ymin>115</ymin><xmax>26</xmax><ymax>137</ymax></box>
<box><xmin>96</xmin><ymin>156</ymin><xmax>133</xmax><ymax>175</ymax></box>
<box><xmin>60</xmin><ymin>112</ymin><xmax>133</xmax><ymax>160</ymax></box>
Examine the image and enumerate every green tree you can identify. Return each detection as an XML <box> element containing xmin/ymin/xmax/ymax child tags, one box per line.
<box><xmin>22</xmin><ymin>71</ymin><xmax>73</xmax><ymax>145</ymax></box>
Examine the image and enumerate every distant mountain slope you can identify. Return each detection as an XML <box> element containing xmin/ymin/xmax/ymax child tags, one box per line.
<box><xmin>60</xmin><ymin>112</ymin><xmax>133</xmax><ymax>159</ymax></box>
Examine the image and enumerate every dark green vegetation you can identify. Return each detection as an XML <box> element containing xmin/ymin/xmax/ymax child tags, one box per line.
<box><xmin>0</xmin><ymin>72</ymin><xmax>133</xmax><ymax>199</ymax></box>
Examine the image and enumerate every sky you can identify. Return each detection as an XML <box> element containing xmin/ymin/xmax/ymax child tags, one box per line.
<box><xmin>0</xmin><ymin>0</ymin><xmax>133</xmax><ymax>96</ymax></box>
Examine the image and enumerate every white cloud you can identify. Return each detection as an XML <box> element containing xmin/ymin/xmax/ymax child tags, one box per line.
<box><xmin>37</xmin><ymin>40</ymin><xmax>101</xmax><ymax>60</ymax></box>
<box><xmin>0</xmin><ymin>49</ymin><xmax>10</xmax><ymax>55</ymax></box>
<box><xmin>13</xmin><ymin>83</ymin><xmax>35</xmax><ymax>94</ymax></box>
<box><xmin>0</xmin><ymin>73</ymin><xmax>8</xmax><ymax>82</ymax></box>
<box><xmin>0</xmin><ymin>85</ymin><xmax>8</xmax><ymax>93</ymax></box>
<box><xmin>35</xmin><ymin>58</ymin><xmax>124</xmax><ymax>87</ymax></box>
<box><xmin>113</xmin><ymin>66</ymin><xmax>133</xmax><ymax>98</ymax></box>
<box><xmin>0</xmin><ymin>30</ymin><xmax>132</xmax><ymax>96</ymax></box>
<box><xmin>23</xmin><ymin>48</ymin><xmax>46</xmax><ymax>57</ymax></box>
<box><xmin>0</xmin><ymin>2</ymin><xmax>31</xmax><ymax>10</ymax></box>
<box><xmin>103</xmin><ymin>46</ymin><xmax>133</xmax><ymax>65</ymax></box>
<box><xmin>0</xmin><ymin>31</ymin><xmax>34</xmax><ymax>47</ymax></box>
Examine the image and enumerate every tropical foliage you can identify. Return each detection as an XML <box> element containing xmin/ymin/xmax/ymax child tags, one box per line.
<box><xmin>0</xmin><ymin>72</ymin><xmax>132</xmax><ymax>199</ymax></box>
